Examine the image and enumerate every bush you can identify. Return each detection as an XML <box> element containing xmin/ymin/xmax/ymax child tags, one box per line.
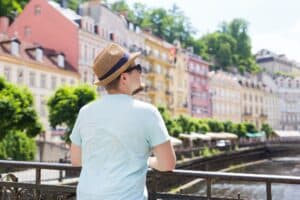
<box><xmin>261</xmin><ymin>123</ymin><xmax>273</xmax><ymax>138</ymax></box>
<box><xmin>234</xmin><ymin>123</ymin><xmax>247</xmax><ymax>137</ymax></box>
<box><xmin>0</xmin><ymin>131</ymin><xmax>37</xmax><ymax>161</ymax></box>
<box><xmin>244</xmin><ymin>122</ymin><xmax>257</xmax><ymax>133</ymax></box>
<box><xmin>207</xmin><ymin>120</ymin><xmax>224</xmax><ymax>132</ymax></box>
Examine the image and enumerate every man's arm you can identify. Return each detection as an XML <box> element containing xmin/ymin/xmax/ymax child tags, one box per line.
<box><xmin>70</xmin><ymin>143</ymin><xmax>82</xmax><ymax>166</ymax></box>
<box><xmin>148</xmin><ymin>140</ymin><xmax>176</xmax><ymax>171</ymax></box>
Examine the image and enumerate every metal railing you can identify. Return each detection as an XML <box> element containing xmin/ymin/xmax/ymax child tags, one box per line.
<box><xmin>1</xmin><ymin>137</ymin><xmax>300</xmax><ymax>199</ymax></box>
<box><xmin>148</xmin><ymin>169</ymin><xmax>300</xmax><ymax>200</ymax></box>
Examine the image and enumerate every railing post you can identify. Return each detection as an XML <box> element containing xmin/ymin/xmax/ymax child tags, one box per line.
<box><xmin>35</xmin><ymin>168</ymin><xmax>41</xmax><ymax>198</ymax></box>
<box><xmin>148</xmin><ymin>171</ymin><xmax>157</xmax><ymax>200</ymax></box>
<box><xmin>266</xmin><ymin>181</ymin><xmax>272</xmax><ymax>200</ymax></box>
<box><xmin>206</xmin><ymin>177</ymin><xmax>211</xmax><ymax>200</ymax></box>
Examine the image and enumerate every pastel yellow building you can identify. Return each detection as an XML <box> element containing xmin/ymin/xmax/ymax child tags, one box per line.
<box><xmin>209</xmin><ymin>71</ymin><xmax>242</xmax><ymax>123</ymax></box>
<box><xmin>172</xmin><ymin>45</ymin><xmax>189</xmax><ymax>116</ymax></box>
<box><xmin>143</xmin><ymin>33</ymin><xmax>175</xmax><ymax>110</ymax></box>
<box><xmin>238</xmin><ymin>77</ymin><xmax>268</xmax><ymax>129</ymax></box>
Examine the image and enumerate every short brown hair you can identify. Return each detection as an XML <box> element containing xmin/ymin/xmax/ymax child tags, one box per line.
<box><xmin>104</xmin><ymin>76</ymin><xmax>121</xmax><ymax>91</ymax></box>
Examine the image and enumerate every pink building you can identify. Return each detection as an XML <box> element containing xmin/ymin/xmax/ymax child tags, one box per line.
<box><xmin>187</xmin><ymin>54</ymin><xmax>211</xmax><ymax>118</ymax></box>
<box><xmin>7</xmin><ymin>0</ymin><xmax>79</xmax><ymax>71</ymax></box>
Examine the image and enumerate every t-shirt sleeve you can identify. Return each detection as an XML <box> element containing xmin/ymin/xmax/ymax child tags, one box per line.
<box><xmin>70</xmin><ymin>110</ymin><xmax>82</xmax><ymax>146</ymax></box>
<box><xmin>146</xmin><ymin>107</ymin><xmax>170</xmax><ymax>148</ymax></box>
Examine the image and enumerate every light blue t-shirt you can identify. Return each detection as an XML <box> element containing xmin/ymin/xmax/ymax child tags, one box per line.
<box><xmin>70</xmin><ymin>94</ymin><xmax>170</xmax><ymax>200</ymax></box>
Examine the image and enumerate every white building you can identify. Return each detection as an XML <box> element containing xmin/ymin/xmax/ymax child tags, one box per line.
<box><xmin>0</xmin><ymin>36</ymin><xmax>79</xmax><ymax>141</ymax></box>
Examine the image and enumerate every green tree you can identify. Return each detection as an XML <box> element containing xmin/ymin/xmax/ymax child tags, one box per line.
<box><xmin>261</xmin><ymin>123</ymin><xmax>273</xmax><ymax>138</ymax></box>
<box><xmin>0</xmin><ymin>131</ymin><xmax>37</xmax><ymax>161</ymax></box>
<box><xmin>0</xmin><ymin>0</ymin><xmax>24</xmax><ymax>19</ymax></box>
<box><xmin>234</xmin><ymin>123</ymin><xmax>247</xmax><ymax>138</ymax></box>
<box><xmin>176</xmin><ymin>115</ymin><xmax>191</xmax><ymax>133</ymax></box>
<box><xmin>206</xmin><ymin>120</ymin><xmax>224</xmax><ymax>132</ymax></box>
<box><xmin>157</xmin><ymin>106</ymin><xmax>182</xmax><ymax>137</ymax></box>
<box><xmin>244</xmin><ymin>122</ymin><xmax>258</xmax><ymax>133</ymax></box>
<box><xmin>223</xmin><ymin>121</ymin><xmax>237</xmax><ymax>133</ymax></box>
<box><xmin>0</xmin><ymin>77</ymin><xmax>43</xmax><ymax>139</ymax></box>
<box><xmin>47</xmin><ymin>84</ymin><xmax>97</xmax><ymax>142</ymax></box>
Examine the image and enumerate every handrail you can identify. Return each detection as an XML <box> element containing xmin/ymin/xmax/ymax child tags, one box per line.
<box><xmin>148</xmin><ymin>169</ymin><xmax>300</xmax><ymax>200</ymax></box>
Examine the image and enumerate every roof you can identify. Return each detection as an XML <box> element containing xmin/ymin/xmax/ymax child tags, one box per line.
<box><xmin>206</xmin><ymin>132</ymin><xmax>238</xmax><ymax>140</ymax></box>
<box><xmin>273</xmin><ymin>130</ymin><xmax>300</xmax><ymax>138</ymax></box>
<box><xmin>170</xmin><ymin>136</ymin><xmax>183</xmax><ymax>146</ymax></box>
<box><xmin>48</xmin><ymin>1</ymin><xmax>81</xmax><ymax>25</ymax></box>
<box><xmin>246</xmin><ymin>132</ymin><xmax>266</xmax><ymax>138</ymax></box>
<box><xmin>179</xmin><ymin>133</ymin><xmax>199</xmax><ymax>140</ymax></box>
<box><xmin>190</xmin><ymin>132</ymin><xmax>211</xmax><ymax>141</ymax></box>
<box><xmin>0</xmin><ymin>37</ymin><xmax>78</xmax><ymax>73</ymax></box>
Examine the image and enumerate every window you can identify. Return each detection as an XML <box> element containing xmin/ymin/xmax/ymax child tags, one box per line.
<box><xmin>83</xmin><ymin>71</ymin><xmax>88</xmax><ymax>82</ymax></box>
<box><xmin>40</xmin><ymin>95</ymin><xmax>46</xmax><ymax>117</ymax></box>
<box><xmin>61</xmin><ymin>78</ymin><xmax>66</xmax><ymax>85</ymax></box>
<box><xmin>36</xmin><ymin>48</ymin><xmax>43</xmax><ymax>62</ymax></box>
<box><xmin>84</xmin><ymin>45</ymin><xmax>88</xmax><ymax>62</ymax></box>
<box><xmin>29</xmin><ymin>72</ymin><xmax>36</xmax><ymax>87</ymax></box>
<box><xmin>57</xmin><ymin>54</ymin><xmax>64</xmax><ymax>68</ymax></box>
<box><xmin>11</xmin><ymin>41</ymin><xmax>19</xmax><ymax>56</ymax></box>
<box><xmin>34</xmin><ymin>5</ymin><xmax>41</xmax><ymax>16</ymax></box>
<box><xmin>4</xmin><ymin>67</ymin><xmax>11</xmax><ymax>81</ymax></box>
<box><xmin>51</xmin><ymin>76</ymin><xmax>57</xmax><ymax>90</ymax></box>
<box><xmin>70</xmin><ymin>79</ymin><xmax>75</xmax><ymax>85</ymax></box>
<box><xmin>24</xmin><ymin>26</ymin><xmax>31</xmax><ymax>37</ymax></box>
<box><xmin>40</xmin><ymin>74</ymin><xmax>46</xmax><ymax>88</ymax></box>
<box><xmin>17</xmin><ymin>69</ymin><xmax>24</xmax><ymax>84</ymax></box>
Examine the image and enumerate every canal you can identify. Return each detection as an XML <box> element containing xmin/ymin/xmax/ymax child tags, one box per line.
<box><xmin>196</xmin><ymin>156</ymin><xmax>300</xmax><ymax>200</ymax></box>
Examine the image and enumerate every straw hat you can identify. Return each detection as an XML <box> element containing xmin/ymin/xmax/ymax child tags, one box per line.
<box><xmin>93</xmin><ymin>43</ymin><xmax>141</xmax><ymax>86</ymax></box>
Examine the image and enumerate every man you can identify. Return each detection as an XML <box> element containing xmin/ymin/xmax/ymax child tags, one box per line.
<box><xmin>70</xmin><ymin>43</ymin><xmax>176</xmax><ymax>199</ymax></box>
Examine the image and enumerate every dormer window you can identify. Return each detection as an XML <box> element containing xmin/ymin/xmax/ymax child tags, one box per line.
<box><xmin>11</xmin><ymin>41</ymin><xmax>20</xmax><ymax>56</ymax></box>
<box><xmin>36</xmin><ymin>47</ymin><xmax>43</xmax><ymax>62</ymax></box>
<box><xmin>57</xmin><ymin>54</ymin><xmax>65</xmax><ymax>68</ymax></box>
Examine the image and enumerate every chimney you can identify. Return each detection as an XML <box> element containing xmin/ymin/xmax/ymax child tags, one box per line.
<box><xmin>0</xmin><ymin>17</ymin><xmax>9</xmax><ymax>33</ymax></box>
<box><xmin>60</xmin><ymin>0</ymin><xmax>68</xmax><ymax>9</ymax></box>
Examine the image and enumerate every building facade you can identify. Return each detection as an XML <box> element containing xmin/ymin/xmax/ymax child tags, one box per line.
<box><xmin>143</xmin><ymin>32</ymin><xmax>175</xmax><ymax>109</ymax></box>
<box><xmin>209</xmin><ymin>71</ymin><xmax>242</xmax><ymax>123</ymax></box>
<box><xmin>172</xmin><ymin>43</ymin><xmax>189</xmax><ymax>116</ymax></box>
<box><xmin>275</xmin><ymin>77</ymin><xmax>300</xmax><ymax>130</ymax></box>
<box><xmin>0</xmin><ymin>36</ymin><xmax>79</xmax><ymax>141</ymax></box>
<box><xmin>256</xmin><ymin>49</ymin><xmax>300</xmax><ymax>75</ymax></box>
<box><xmin>187</xmin><ymin>52</ymin><xmax>210</xmax><ymax>118</ymax></box>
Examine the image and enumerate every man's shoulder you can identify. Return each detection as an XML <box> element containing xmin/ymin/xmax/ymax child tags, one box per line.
<box><xmin>132</xmin><ymin>99</ymin><xmax>157</xmax><ymax>112</ymax></box>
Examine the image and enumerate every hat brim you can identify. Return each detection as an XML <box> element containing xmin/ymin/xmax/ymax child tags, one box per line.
<box><xmin>94</xmin><ymin>52</ymin><xmax>141</xmax><ymax>86</ymax></box>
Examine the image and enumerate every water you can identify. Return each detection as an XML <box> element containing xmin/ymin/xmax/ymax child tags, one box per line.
<box><xmin>196</xmin><ymin>157</ymin><xmax>300</xmax><ymax>200</ymax></box>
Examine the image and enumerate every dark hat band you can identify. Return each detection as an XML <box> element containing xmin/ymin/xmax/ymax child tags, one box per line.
<box><xmin>99</xmin><ymin>53</ymin><xmax>129</xmax><ymax>81</ymax></box>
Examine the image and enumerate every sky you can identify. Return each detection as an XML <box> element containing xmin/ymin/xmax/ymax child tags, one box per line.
<box><xmin>108</xmin><ymin>0</ymin><xmax>300</xmax><ymax>62</ymax></box>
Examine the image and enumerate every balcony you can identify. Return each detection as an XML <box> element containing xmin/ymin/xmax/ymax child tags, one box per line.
<box><xmin>146</xmin><ymin>51</ymin><xmax>174</xmax><ymax>67</ymax></box>
<box><xmin>260</xmin><ymin>113</ymin><xmax>268</xmax><ymax>119</ymax></box>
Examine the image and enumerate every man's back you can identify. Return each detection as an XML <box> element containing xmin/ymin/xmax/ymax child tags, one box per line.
<box><xmin>70</xmin><ymin>94</ymin><xmax>169</xmax><ymax>199</ymax></box>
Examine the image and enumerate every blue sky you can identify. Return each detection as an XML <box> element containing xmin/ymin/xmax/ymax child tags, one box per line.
<box><xmin>108</xmin><ymin>0</ymin><xmax>300</xmax><ymax>62</ymax></box>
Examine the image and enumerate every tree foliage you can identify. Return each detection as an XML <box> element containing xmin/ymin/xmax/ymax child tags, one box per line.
<box><xmin>47</xmin><ymin>84</ymin><xmax>97</xmax><ymax>142</ymax></box>
<box><xmin>0</xmin><ymin>0</ymin><xmax>27</xmax><ymax>20</ymax></box>
<box><xmin>261</xmin><ymin>123</ymin><xmax>273</xmax><ymax>138</ymax></box>
<box><xmin>0</xmin><ymin>131</ymin><xmax>37</xmax><ymax>161</ymax></box>
<box><xmin>0</xmin><ymin>77</ymin><xmax>43</xmax><ymax>139</ymax></box>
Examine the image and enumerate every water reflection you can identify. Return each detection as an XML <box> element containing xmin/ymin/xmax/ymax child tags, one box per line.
<box><xmin>197</xmin><ymin>157</ymin><xmax>300</xmax><ymax>200</ymax></box>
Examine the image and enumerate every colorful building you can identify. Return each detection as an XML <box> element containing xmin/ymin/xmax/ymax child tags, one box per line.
<box><xmin>172</xmin><ymin>41</ymin><xmax>189</xmax><ymax>116</ymax></box>
<box><xmin>143</xmin><ymin>32</ymin><xmax>175</xmax><ymax>109</ymax></box>
<box><xmin>209</xmin><ymin>71</ymin><xmax>242</xmax><ymax>123</ymax></box>
<box><xmin>187</xmin><ymin>51</ymin><xmax>210</xmax><ymax>118</ymax></box>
